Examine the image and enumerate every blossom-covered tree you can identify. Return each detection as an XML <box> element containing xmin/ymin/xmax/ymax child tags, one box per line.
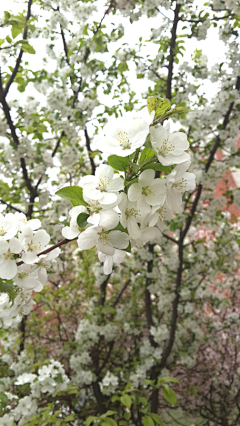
<box><xmin>0</xmin><ymin>0</ymin><xmax>240</xmax><ymax>425</ymax></box>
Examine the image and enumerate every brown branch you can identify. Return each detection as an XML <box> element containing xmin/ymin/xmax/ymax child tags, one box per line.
<box><xmin>166</xmin><ymin>3</ymin><xmax>181</xmax><ymax>100</ymax></box>
<box><xmin>3</xmin><ymin>0</ymin><xmax>33</xmax><ymax>98</ymax></box>
<box><xmin>98</xmin><ymin>274</ymin><xmax>111</xmax><ymax>306</ymax></box>
<box><xmin>180</xmin><ymin>12</ymin><xmax>235</xmax><ymax>23</ymax></box>
<box><xmin>97</xmin><ymin>341</ymin><xmax>114</xmax><ymax>375</ymax></box>
<box><xmin>113</xmin><ymin>279</ymin><xmax>131</xmax><ymax>308</ymax></box>
<box><xmin>16</xmin><ymin>238</ymin><xmax>72</xmax><ymax>266</ymax></box>
<box><xmin>0</xmin><ymin>198</ymin><xmax>25</xmax><ymax>213</ymax></box>
<box><xmin>162</xmin><ymin>233</ymin><xmax>178</xmax><ymax>244</ymax></box>
<box><xmin>52</xmin><ymin>131</ymin><xmax>65</xmax><ymax>158</ymax></box>
<box><xmin>85</xmin><ymin>126</ymin><xmax>96</xmax><ymax>175</ymax></box>
<box><xmin>60</xmin><ymin>27</ymin><xmax>70</xmax><ymax>66</ymax></box>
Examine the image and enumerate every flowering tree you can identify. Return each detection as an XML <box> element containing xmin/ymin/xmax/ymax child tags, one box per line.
<box><xmin>0</xmin><ymin>0</ymin><xmax>240</xmax><ymax>425</ymax></box>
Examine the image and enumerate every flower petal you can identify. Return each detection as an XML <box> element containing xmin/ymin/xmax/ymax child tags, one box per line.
<box><xmin>107</xmin><ymin>177</ymin><xmax>124</xmax><ymax>192</ymax></box>
<box><xmin>98</xmin><ymin>209</ymin><xmax>119</xmax><ymax>231</ymax></box>
<box><xmin>109</xmin><ymin>230</ymin><xmax>129</xmax><ymax>249</ymax></box>
<box><xmin>139</xmin><ymin>169</ymin><xmax>155</xmax><ymax>185</ymax></box>
<box><xmin>77</xmin><ymin>228</ymin><xmax>98</xmax><ymax>250</ymax></box>
<box><xmin>0</xmin><ymin>260</ymin><xmax>17</xmax><ymax>279</ymax></box>
<box><xmin>128</xmin><ymin>183</ymin><xmax>141</xmax><ymax>202</ymax></box>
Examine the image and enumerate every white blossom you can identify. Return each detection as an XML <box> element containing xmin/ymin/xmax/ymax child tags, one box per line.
<box><xmin>128</xmin><ymin>169</ymin><xmax>166</xmax><ymax>214</ymax></box>
<box><xmin>150</xmin><ymin>123</ymin><xmax>190</xmax><ymax>165</ymax></box>
<box><xmin>96</xmin><ymin>109</ymin><xmax>150</xmax><ymax>156</ymax></box>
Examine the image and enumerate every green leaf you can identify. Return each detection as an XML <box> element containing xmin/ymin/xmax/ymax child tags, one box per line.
<box><xmin>147</xmin><ymin>96</ymin><xmax>162</xmax><ymax>114</ymax></box>
<box><xmin>141</xmin><ymin>163</ymin><xmax>171</xmax><ymax>173</ymax></box>
<box><xmin>101</xmin><ymin>419</ymin><xmax>117</xmax><ymax>426</ymax></box>
<box><xmin>86</xmin><ymin>416</ymin><xmax>98</xmax><ymax>426</ymax></box>
<box><xmin>64</xmin><ymin>415</ymin><xmax>75</xmax><ymax>421</ymax></box>
<box><xmin>124</xmin><ymin>412</ymin><xmax>131</xmax><ymax>421</ymax></box>
<box><xmin>124</xmin><ymin>242</ymin><xmax>131</xmax><ymax>253</ymax></box>
<box><xmin>54</xmin><ymin>373</ymin><xmax>63</xmax><ymax>383</ymax></box>
<box><xmin>162</xmin><ymin>385</ymin><xmax>177</xmax><ymax>406</ymax></box>
<box><xmin>108</xmin><ymin>155</ymin><xmax>129</xmax><ymax>172</ymax></box>
<box><xmin>0</xmin><ymin>279</ymin><xmax>18</xmax><ymax>305</ymax></box>
<box><xmin>103</xmin><ymin>411</ymin><xmax>117</xmax><ymax>417</ymax></box>
<box><xmin>155</xmin><ymin>99</ymin><xmax>171</xmax><ymax>119</ymax></box>
<box><xmin>157</xmin><ymin>376</ymin><xmax>179</xmax><ymax>385</ymax></box>
<box><xmin>118</xmin><ymin>61</ymin><xmax>129</xmax><ymax>73</ymax></box>
<box><xmin>0</xmin><ymin>39</ymin><xmax>4</xmax><ymax>47</ymax></box>
<box><xmin>142</xmin><ymin>416</ymin><xmax>154</xmax><ymax>426</ymax></box>
<box><xmin>21</xmin><ymin>41</ymin><xmax>36</xmax><ymax>54</ymax></box>
<box><xmin>120</xmin><ymin>394</ymin><xmax>132</xmax><ymax>409</ymax></box>
<box><xmin>0</xmin><ymin>393</ymin><xmax>8</xmax><ymax>408</ymax></box>
<box><xmin>77</xmin><ymin>212</ymin><xmax>89</xmax><ymax>228</ymax></box>
<box><xmin>55</xmin><ymin>186</ymin><xmax>87</xmax><ymax>207</ymax></box>
<box><xmin>112</xmin><ymin>223</ymin><xmax>127</xmax><ymax>232</ymax></box>
<box><xmin>140</xmin><ymin>147</ymin><xmax>155</xmax><ymax>164</ymax></box>
<box><xmin>11</xmin><ymin>25</ymin><xmax>22</xmax><ymax>39</ymax></box>
<box><xmin>149</xmin><ymin>413</ymin><xmax>164</xmax><ymax>426</ymax></box>
<box><xmin>111</xmin><ymin>395</ymin><xmax>120</xmax><ymax>402</ymax></box>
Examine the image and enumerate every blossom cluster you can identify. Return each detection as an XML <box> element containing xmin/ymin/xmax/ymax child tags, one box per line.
<box><xmin>0</xmin><ymin>360</ymin><xmax>69</xmax><ymax>426</ymax></box>
<box><xmin>0</xmin><ymin>213</ymin><xmax>59</xmax><ymax>325</ymax></box>
<box><xmin>61</xmin><ymin>109</ymin><xmax>196</xmax><ymax>274</ymax></box>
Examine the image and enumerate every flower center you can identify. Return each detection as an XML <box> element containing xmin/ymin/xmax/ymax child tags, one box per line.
<box><xmin>4</xmin><ymin>248</ymin><xmax>14</xmax><ymax>261</ymax></box>
<box><xmin>142</xmin><ymin>186</ymin><xmax>154</xmax><ymax>196</ymax></box>
<box><xmin>156</xmin><ymin>206</ymin><xmax>166</xmax><ymax>220</ymax></box>
<box><xmin>88</xmin><ymin>201</ymin><xmax>102</xmax><ymax>214</ymax></box>
<box><xmin>27</xmin><ymin>241</ymin><xmax>41</xmax><ymax>252</ymax></box>
<box><xmin>98</xmin><ymin>230</ymin><xmax>110</xmax><ymax>245</ymax></box>
<box><xmin>117</xmin><ymin>131</ymin><xmax>131</xmax><ymax>150</ymax></box>
<box><xmin>97</xmin><ymin>178</ymin><xmax>111</xmax><ymax>192</ymax></box>
<box><xmin>125</xmin><ymin>207</ymin><xmax>139</xmax><ymax>219</ymax></box>
<box><xmin>173</xmin><ymin>178</ymin><xmax>187</xmax><ymax>193</ymax></box>
<box><xmin>0</xmin><ymin>226</ymin><xmax>6</xmax><ymax>236</ymax></box>
<box><xmin>156</xmin><ymin>138</ymin><xmax>174</xmax><ymax>157</ymax></box>
<box><xmin>18</xmin><ymin>272</ymin><xmax>29</xmax><ymax>279</ymax></box>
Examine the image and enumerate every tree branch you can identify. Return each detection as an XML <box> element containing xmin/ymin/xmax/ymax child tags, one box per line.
<box><xmin>0</xmin><ymin>199</ymin><xmax>25</xmax><ymax>213</ymax></box>
<box><xmin>16</xmin><ymin>238</ymin><xmax>72</xmax><ymax>266</ymax></box>
<box><xmin>113</xmin><ymin>279</ymin><xmax>131</xmax><ymax>308</ymax></box>
<box><xmin>3</xmin><ymin>0</ymin><xmax>33</xmax><ymax>98</ymax></box>
<box><xmin>85</xmin><ymin>126</ymin><xmax>96</xmax><ymax>175</ymax></box>
<box><xmin>166</xmin><ymin>3</ymin><xmax>181</xmax><ymax>100</ymax></box>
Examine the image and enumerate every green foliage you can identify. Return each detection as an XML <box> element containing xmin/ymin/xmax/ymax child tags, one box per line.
<box><xmin>0</xmin><ymin>279</ymin><xmax>18</xmax><ymax>305</ymax></box>
<box><xmin>77</xmin><ymin>212</ymin><xmax>89</xmax><ymax>228</ymax></box>
<box><xmin>55</xmin><ymin>186</ymin><xmax>88</xmax><ymax>207</ymax></box>
<box><xmin>140</xmin><ymin>147</ymin><xmax>156</xmax><ymax>163</ymax></box>
<box><xmin>141</xmin><ymin>163</ymin><xmax>171</xmax><ymax>173</ymax></box>
<box><xmin>162</xmin><ymin>385</ymin><xmax>178</xmax><ymax>406</ymax></box>
<box><xmin>108</xmin><ymin>155</ymin><xmax>129</xmax><ymax>172</ymax></box>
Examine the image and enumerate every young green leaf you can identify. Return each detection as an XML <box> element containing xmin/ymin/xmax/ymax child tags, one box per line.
<box><xmin>120</xmin><ymin>394</ymin><xmax>132</xmax><ymax>409</ymax></box>
<box><xmin>157</xmin><ymin>376</ymin><xmax>180</xmax><ymax>385</ymax></box>
<box><xmin>162</xmin><ymin>385</ymin><xmax>177</xmax><ymax>406</ymax></box>
<box><xmin>108</xmin><ymin>155</ymin><xmax>129</xmax><ymax>172</ymax></box>
<box><xmin>149</xmin><ymin>413</ymin><xmax>164</xmax><ymax>426</ymax></box>
<box><xmin>141</xmin><ymin>163</ymin><xmax>171</xmax><ymax>173</ymax></box>
<box><xmin>86</xmin><ymin>416</ymin><xmax>98</xmax><ymax>426</ymax></box>
<box><xmin>21</xmin><ymin>41</ymin><xmax>36</xmax><ymax>54</ymax></box>
<box><xmin>142</xmin><ymin>415</ymin><xmax>154</xmax><ymax>426</ymax></box>
<box><xmin>77</xmin><ymin>212</ymin><xmax>89</xmax><ymax>228</ymax></box>
<box><xmin>140</xmin><ymin>147</ymin><xmax>155</xmax><ymax>164</ymax></box>
<box><xmin>154</xmin><ymin>99</ymin><xmax>171</xmax><ymax>118</ymax></box>
<box><xmin>55</xmin><ymin>186</ymin><xmax>87</xmax><ymax>207</ymax></box>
